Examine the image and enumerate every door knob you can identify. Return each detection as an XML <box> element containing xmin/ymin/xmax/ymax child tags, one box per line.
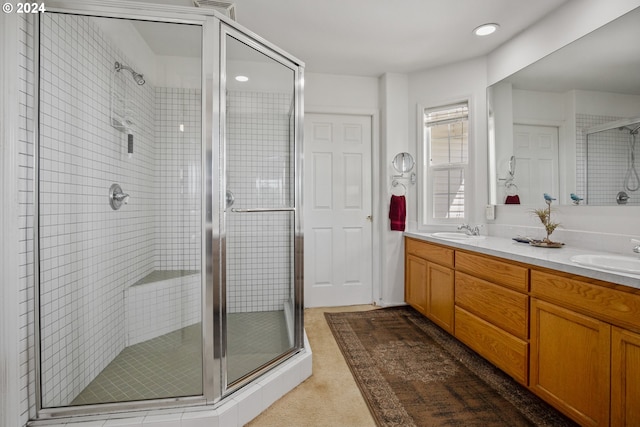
<box><xmin>366</xmin><ymin>215</ymin><xmax>372</xmax><ymax>222</ymax></box>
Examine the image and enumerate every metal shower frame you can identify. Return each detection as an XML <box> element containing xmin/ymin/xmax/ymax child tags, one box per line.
<box><xmin>32</xmin><ymin>0</ymin><xmax>305</xmax><ymax>421</ymax></box>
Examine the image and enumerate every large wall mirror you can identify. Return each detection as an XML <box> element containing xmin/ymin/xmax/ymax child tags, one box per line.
<box><xmin>488</xmin><ymin>6</ymin><xmax>640</xmax><ymax>207</ymax></box>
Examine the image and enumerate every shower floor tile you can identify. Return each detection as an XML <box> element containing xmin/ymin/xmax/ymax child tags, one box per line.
<box><xmin>228</xmin><ymin>310</ymin><xmax>291</xmax><ymax>383</ymax></box>
<box><xmin>71</xmin><ymin>324</ymin><xmax>202</xmax><ymax>405</ymax></box>
<box><xmin>71</xmin><ymin>311</ymin><xmax>290</xmax><ymax>405</ymax></box>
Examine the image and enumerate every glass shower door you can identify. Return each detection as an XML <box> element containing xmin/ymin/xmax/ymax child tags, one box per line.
<box><xmin>223</xmin><ymin>30</ymin><xmax>299</xmax><ymax>385</ymax></box>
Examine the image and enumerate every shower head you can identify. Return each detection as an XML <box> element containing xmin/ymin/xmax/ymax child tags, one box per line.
<box><xmin>131</xmin><ymin>72</ymin><xmax>145</xmax><ymax>86</ymax></box>
<box><xmin>114</xmin><ymin>61</ymin><xmax>145</xmax><ymax>86</ymax></box>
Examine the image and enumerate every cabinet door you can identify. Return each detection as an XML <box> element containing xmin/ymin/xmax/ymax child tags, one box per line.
<box><xmin>426</xmin><ymin>262</ymin><xmax>454</xmax><ymax>333</ymax></box>
<box><xmin>611</xmin><ymin>327</ymin><xmax>640</xmax><ymax>427</ymax></box>
<box><xmin>530</xmin><ymin>298</ymin><xmax>610</xmax><ymax>427</ymax></box>
<box><xmin>405</xmin><ymin>254</ymin><xmax>428</xmax><ymax>316</ymax></box>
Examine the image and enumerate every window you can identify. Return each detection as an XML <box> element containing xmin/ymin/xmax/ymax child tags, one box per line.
<box><xmin>420</xmin><ymin>101</ymin><xmax>469</xmax><ymax>225</ymax></box>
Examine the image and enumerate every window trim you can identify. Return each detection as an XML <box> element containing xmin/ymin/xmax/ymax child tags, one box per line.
<box><xmin>417</xmin><ymin>98</ymin><xmax>472</xmax><ymax>229</ymax></box>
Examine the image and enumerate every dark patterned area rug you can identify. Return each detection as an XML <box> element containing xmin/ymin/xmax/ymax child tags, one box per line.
<box><xmin>325</xmin><ymin>306</ymin><xmax>578</xmax><ymax>427</ymax></box>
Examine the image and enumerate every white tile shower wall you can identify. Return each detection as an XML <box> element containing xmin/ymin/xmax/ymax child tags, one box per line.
<box><xmin>155</xmin><ymin>88</ymin><xmax>201</xmax><ymax>271</ymax></box>
<box><xmin>576</xmin><ymin>113</ymin><xmax>640</xmax><ymax>206</ymax></box>
<box><xmin>38</xmin><ymin>13</ymin><xmax>157</xmax><ymax>407</ymax></box>
<box><xmin>17</xmin><ymin>13</ymin><xmax>36</xmax><ymax>424</ymax></box>
<box><xmin>226</xmin><ymin>91</ymin><xmax>293</xmax><ymax>313</ymax></box>
<box><xmin>120</xmin><ymin>87</ymin><xmax>202</xmax><ymax>346</ymax></box>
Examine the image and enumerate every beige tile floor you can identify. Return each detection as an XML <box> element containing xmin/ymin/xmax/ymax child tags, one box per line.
<box><xmin>71</xmin><ymin>311</ymin><xmax>290</xmax><ymax>405</ymax></box>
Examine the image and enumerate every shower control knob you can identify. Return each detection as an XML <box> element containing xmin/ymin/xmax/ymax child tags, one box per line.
<box><xmin>109</xmin><ymin>183</ymin><xmax>130</xmax><ymax>210</ymax></box>
<box><xmin>617</xmin><ymin>191</ymin><xmax>630</xmax><ymax>205</ymax></box>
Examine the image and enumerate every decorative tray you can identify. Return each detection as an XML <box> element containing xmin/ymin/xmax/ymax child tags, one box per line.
<box><xmin>529</xmin><ymin>239</ymin><xmax>564</xmax><ymax>248</ymax></box>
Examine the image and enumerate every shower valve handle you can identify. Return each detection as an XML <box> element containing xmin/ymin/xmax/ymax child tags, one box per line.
<box><xmin>109</xmin><ymin>183</ymin><xmax>130</xmax><ymax>210</ymax></box>
<box><xmin>113</xmin><ymin>192</ymin><xmax>130</xmax><ymax>203</ymax></box>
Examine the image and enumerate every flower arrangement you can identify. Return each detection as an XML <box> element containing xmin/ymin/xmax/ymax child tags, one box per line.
<box><xmin>532</xmin><ymin>193</ymin><xmax>561</xmax><ymax>244</ymax></box>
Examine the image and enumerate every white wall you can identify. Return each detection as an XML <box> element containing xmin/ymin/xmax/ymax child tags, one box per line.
<box><xmin>305</xmin><ymin>72</ymin><xmax>378</xmax><ymax>111</ymax></box>
<box><xmin>408</xmin><ymin>57</ymin><xmax>489</xmax><ymax>229</ymax></box>
<box><xmin>379</xmin><ymin>73</ymin><xmax>409</xmax><ymax>306</ymax></box>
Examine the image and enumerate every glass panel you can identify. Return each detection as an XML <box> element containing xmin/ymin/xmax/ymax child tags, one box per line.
<box><xmin>224</xmin><ymin>34</ymin><xmax>296</xmax><ymax>384</ymax></box>
<box><xmin>38</xmin><ymin>13</ymin><xmax>203</xmax><ymax>407</ymax></box>
<box><xmin>429</xmin><ymin>121</ymin><xmax>468</xmax><ymax>165</ymax></box>
<box><xmin>432</xmin><ymin>169</ymin><xmax>465</xmax><ymax>219</ymax></box>
<box><xmin>426</xmin><ymin>103</ymin><xmax>469</xmax><ymax>166</ymax></box>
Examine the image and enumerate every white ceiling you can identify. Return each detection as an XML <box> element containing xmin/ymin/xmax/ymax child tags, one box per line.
<box><xmin>136</xmin><ymin>0</ymin><xmax>569</xmax><ymax>77</ymax></box>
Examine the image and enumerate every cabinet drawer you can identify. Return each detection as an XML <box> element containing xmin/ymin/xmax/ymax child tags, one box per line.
<box><xmin>455</xmin><ymin>272</ymin><xmax>529</xmax><ymax>339</ymax></box>
<box><xmin>405</xmin><ymin>238</ymin><xmax>454</xmax><ymax>268</ymax></box>
<box><xmin>455</xmin><ymin>306</ymin><xmax>529</xmax><ymax>385</ymax></box>
<box><xmin>531</xmin><ymin>270</ymin><xmax>640</xmax><ymax>332</ymax></box>
<box><xmin>456</xmin><ymin>251</ymin><xmax>528</xmax><ymax>292</ymax></box>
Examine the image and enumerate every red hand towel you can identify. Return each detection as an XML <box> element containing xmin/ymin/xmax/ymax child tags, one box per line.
<box><xmin>389</xmin><ymin>195</ymin><xmax>406</xmax><ymax>231</ymax></box>
<box><xmin>505</xmin><ymin>195</ymin><xmax>520</xmax><ymax>204</ymax></box>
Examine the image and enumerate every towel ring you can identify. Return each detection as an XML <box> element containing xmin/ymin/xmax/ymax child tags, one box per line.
<box><xmin>391</xmin><ymin>180</ymin><xmax>406</xmax><ymax>196</ymax></box>
<box><xmin>505</xmin><ymin>180</ymin><xmax>519</xmax><ymax>196</ymax></box>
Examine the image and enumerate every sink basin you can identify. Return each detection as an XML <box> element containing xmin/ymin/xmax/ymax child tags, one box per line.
<box><xmin>431</xmin><ymin>232</ymin><xmax>484</xmax><ymax>240</ymax></box>
<box><xmin>570</xmin><ymin>254</ymin><xmax>640</xmax><ymax>274</ymax></box>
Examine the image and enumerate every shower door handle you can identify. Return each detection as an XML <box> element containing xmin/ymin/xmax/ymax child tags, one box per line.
<box><xmin>230</xmin><ymin>208</ymin><xmax>295</xmax><ymax>213</ymax></box>
<box><xmin>226</xmin><ymin>190</ymin><xmax>235</xmax><ymax>208</ymax></box>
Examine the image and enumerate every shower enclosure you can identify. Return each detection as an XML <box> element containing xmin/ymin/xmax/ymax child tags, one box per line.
<box><xmin>33</xmin><ymin>1</ymin><xmax>303</xmax><ymax>420</ymax></box>
<box><xmin>583</xmin><ymin>116</ymin><xmax>640</xmax><ymax>205</ymax></box>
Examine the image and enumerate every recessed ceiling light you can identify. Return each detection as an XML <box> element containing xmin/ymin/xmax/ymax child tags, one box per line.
<box><xmin>235</xmin><ymin>75</ymin><xmax>249</xmax><ymax>82</ymax></box>
<box><xmin>473</xmin><ymin>23</ymin><xmax>499</xmax><ymax>36</ymax></box>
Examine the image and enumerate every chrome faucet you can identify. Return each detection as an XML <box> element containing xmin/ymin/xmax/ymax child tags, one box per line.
<box><xmin>458</xmin><ymin>224</ymin><xmax>481</xmax><ymax>236</ymax></box>
<box><xmin>632</xmin><ymin>239</ymin><xmax>640</xmax><ymax>254</ymax></box>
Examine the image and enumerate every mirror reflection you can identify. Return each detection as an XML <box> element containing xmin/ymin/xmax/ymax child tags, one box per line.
<box><xmin>488</xmin><ymin>6</ymin><xmax>640</xmax><ymax>206</ymax></box>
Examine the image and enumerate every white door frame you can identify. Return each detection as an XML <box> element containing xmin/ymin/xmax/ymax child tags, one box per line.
<box><xmin>304</xmin><ymin>106</ymin><xmax>381</xmax><ymax>305</ymax></box>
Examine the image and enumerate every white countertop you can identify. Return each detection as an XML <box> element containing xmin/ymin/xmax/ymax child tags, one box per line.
<box><xmin>404</xmin><ymin>231</ymin><xmax>640</xmax><ymax>290</ymax></box>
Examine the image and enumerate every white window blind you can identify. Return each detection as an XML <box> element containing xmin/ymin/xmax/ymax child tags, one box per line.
<box><xmin>422</xmin><ymin>102</ymin><xmax>469</xmax><ymax>222</ymax></box>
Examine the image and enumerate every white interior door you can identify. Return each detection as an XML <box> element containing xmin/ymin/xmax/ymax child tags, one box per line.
<box><xmin>304</xmin><ymin>113</ymin><xmax>373</xmax><ymax>307</ymax></box>
<box><xmin>513</xmin><ymin>124</ymin><xmax>559</xmax><ymax>204</ymax></box>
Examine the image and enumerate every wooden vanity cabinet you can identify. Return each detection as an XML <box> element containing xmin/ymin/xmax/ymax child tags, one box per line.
<box><xmin>404</xmin><ymin>237</ymin><xmax>640</xmax><ymax>426</ymax></box>
<box><xmin>531</xmin><ymin>269</ymin><xmax>640</xmax><ymax>427</ymax></box>
<box><xmin>404</xmin><ymin>238</ymin><xmax>454</xmax><ymax>333</ymax></box>
<box><xmin>454</xmin><ymin>252</ymin><xmax>529</xmax><ymax>385</ymax></box>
